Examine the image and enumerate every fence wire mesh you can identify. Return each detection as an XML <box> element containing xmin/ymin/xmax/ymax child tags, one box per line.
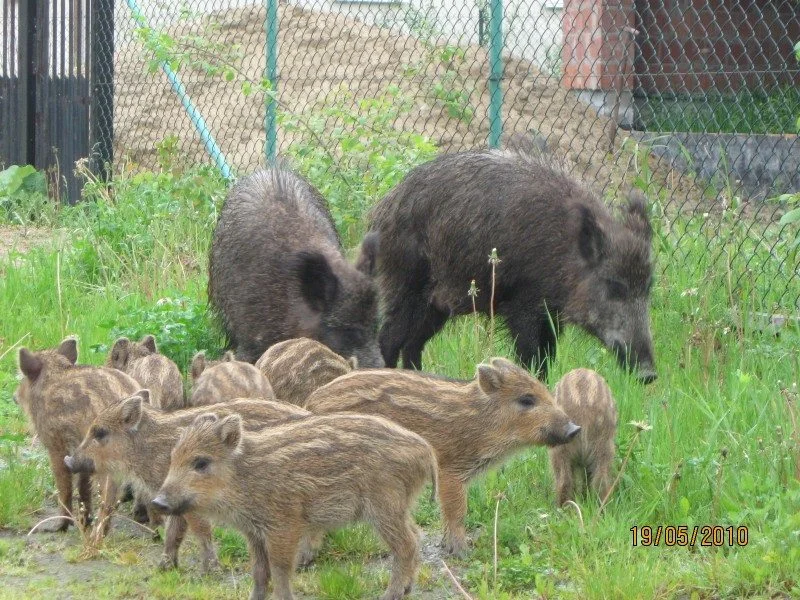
<box><xmin>2</xmin><ymin>0</ymin><xmax>799</xmax><ymax>312</ymax></box>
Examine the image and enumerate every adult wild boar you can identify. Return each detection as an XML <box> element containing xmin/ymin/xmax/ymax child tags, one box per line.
<box><xmin>209</xmin><ymin>166</ymin><xmax>383</xmax><ymax>367</ymax></box>
<box><xmin>364</xmin><ymin>149</ymin><xmax>656</xmax><ymax>382</ymax></box>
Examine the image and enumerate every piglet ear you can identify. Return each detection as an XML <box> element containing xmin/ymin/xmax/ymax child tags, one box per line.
<box><xmin>57</xmin><ymin>338</ymin><xmax>78</xmax><ymax>364</ymax></box>
<box><xmin>347</xmin><ymin>356</ymin><xmax>359</xmax><ymax>370</ymax></box>
<box><xmin>190</xmin><ymin>352</ymin><xmax>207</xmax><ymax>381</ymax></box>
<box><xmin>140</xmin><ymin>335</ymin><xmax>157</xmax><ymax>353</ymax></box>
<box><xmin>222</xmin><ymin>351</ymin><xmax>236</xmax><ymax>362</ymax></box>
<box><xmin>293</xmin><ymin>251</ymin><xmax>338</xmax><ymax>313</ymax></box>
<box><xmin>19</xmin><ymin>348</ymin><xmax>43</xmax><ymax>381</ymax></box>
<box><xmin>110</xmin><ymin>338</ymin><xmax>130</xmax><ymax>369</ymax></box>
<box><xmin>488</xmin><ymin>357</ymin><xmax>518</xmax><ymax>373</ymax></box>
<box><xmin>120</xmin><ymin>394</ymin><xmax>144</xmax><ymax>431</ymax></box>
<box><xmin>216</xmin><ymin>414</ymin><xmax>243</xmax><ymax>451</ymax></box>
<box><xmin>477</xmin><ymin>363</ymin><xmax>503</xmax><ymax>394</ymax></box>
<box><xmin>192</xmin><ymin>412</ymin><xmax>219</xmax><ymax>427</ymax></box>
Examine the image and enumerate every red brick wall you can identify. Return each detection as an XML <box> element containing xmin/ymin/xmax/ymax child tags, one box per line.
<box><xmin>563</xmin><ymin>0</ymin><xmax>800</xmax><ymax>93</ymax></box>
<box><xmin>562</xmin><ymin>0</ymin><xmax>638</xmax><ymax>90</ymax></box>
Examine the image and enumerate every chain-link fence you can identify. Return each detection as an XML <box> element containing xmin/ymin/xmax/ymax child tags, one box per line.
<box><xmin>2</xmin><ymin>0</ymin><xmax>799</xmax><ymax>310</ymax></box>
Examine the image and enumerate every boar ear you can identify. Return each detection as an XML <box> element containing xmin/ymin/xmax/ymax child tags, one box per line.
<box><xmin>216</xmin><ymin>414</ymin><xmax>243</xmax><ymax>451</ymax></box>
<box><xmin>355</xmin><ymin>232</ymin><xmax>379</xmax><ymax>276</ymax></box>
<box><xmin>625</xmin><ymin>191</ymin><xmax>653</xmax><ymax>242</ymax></box>
<box><xmin>294</xmin><ymin>251</ymin><xmax>338</xmax><ymax>313</ymax></box>
<box><xmin>477</xmin><ymin>364</ymin><xmax>504</xmax><ymax>394</ymax></box>
<box><xmin>120</xmin><ymin>394</ymin><xmax>144</xmax><ymax>431</ymax></box>
<box><xmin>57</xmin><ymin>338</ymin><xmax>79</xmax><ymax>364</ymax></box>
<box><xmin>192</xmin><ymin>412</ymin><xmax>219</xmax><ymax>427</ymax></box>
<box><xmin>18</xmin><ymin>348</ymin><xmax>43</xmax><ymax>381</ymax></box>
<box><xmin>140</xmin><ymin>335</ymin><xmax>157</xmax><ymax>353</ymax></box>
<box><xmin>489</xmin><ymin>357</ymin><xmax>518</xmax><ymax>373</ymax></box>
<box><xmin>577</xmin><ymin>206</ymin><xmax>605</xmax><ymax>266</ymax></box>
<box><xmin>190</xmin><ymin>352</ymin><xmax>207</xmax><ymax>381</ymax></box>
<box><xmin>110</xmin><ymin>338</ymin><xmax>130</xmax><ymax>369</ymax></box>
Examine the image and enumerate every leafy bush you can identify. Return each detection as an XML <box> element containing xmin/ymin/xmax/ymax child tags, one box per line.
<box><xmin>280</xmin><ymin>86</ymin><xmax>438</xmax><ymax>246</ymax></box>
<box><xmin>60</xmin><ymin>165</ymin><xmax>227</xmax><ymax>286</ymax></box>
<box><xmin>0</xmin><ymin>165</ymin><xmax>56</xmax><ymax>225</ymax></box>
<box><xmin>92</xmin><ymin>295</ymin><xmax>222</xmax><ymax>373</ymax></box>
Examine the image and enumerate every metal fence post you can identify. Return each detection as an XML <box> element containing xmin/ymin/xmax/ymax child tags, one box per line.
<box><xmin>488</xmin><ymin>0</ymin><xmax>504</xmax><ymax>148</ymax></box>
<box><xmin>91</xmin><ymin>0</ymin><xmax>115</xmax><ymax>187</ymax></box>
<box><xmin>124</xmin><ymin>0</ymin><xmax>233</xmax><ymax>180</ymax></box>
<box><xmin>265</xmin><ymin>0</ymin><xmax>279</xmax><ymax>164</ymax></box>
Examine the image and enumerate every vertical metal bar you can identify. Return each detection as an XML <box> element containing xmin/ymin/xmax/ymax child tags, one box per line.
<box><xmin>265</xmin><ymin>0</ymin><xmax>278</xmax><ymax>164</ymax></box>
<box><xmin>76</xmin><ymin>0</ymin><xmax>83</xmax><ymax>78</ymax></box>
<box><xmin>60</xmin><ymin>0</ymin><xmax>66</xmax><ymax>77</ymax></box>
<box><xmin>24</xmin><ymin>0</ymin><xmax>38</xmax><ymax>166</ymax></box>
<box><xmin>68</xmin><ymin>0</ymin><xmax>74</xmax><ymax>78</ymax></box>
<box><xmin>488</xmin><ymin>0</ymin><xmax>504</xmax><ymax>148</ymax></box>
<box><xmin>3</xmin><ymin>0</ymin><xmax>9</xmax><ymax>76</ymax></box>
<box><xmin>91</xmin><ymin>0</ymin><xmax>114</xmax><ymax>188</ymax></box>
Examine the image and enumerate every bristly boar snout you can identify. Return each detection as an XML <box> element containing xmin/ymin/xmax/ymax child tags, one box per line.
<box><xmin>150</xmin><ymin>494</ymin><xmax>192</xmax><ymax>516</ymax></box>
<box><xmin>610</xmin><ymin>338</ymin><xmax>657</xmax><ymax>384</ymax></box>
<box><xmin>545</xmin><ymin>421</ymin><xmax>582</xmax><ymax>446</ymax></box>
<box><xmin>565</xmin><ymin>422</ymin><xmax>581</xmax><ymax>440</ymax></box>
<box><xmin>64</xmin><ymin>454</ymin><xmax>94</xmax><ymax>474</ymax></box>
<box><xmin>355</xmin><ymin>344</ymin><xmax>384</xmax><ymax>369</ymax></box>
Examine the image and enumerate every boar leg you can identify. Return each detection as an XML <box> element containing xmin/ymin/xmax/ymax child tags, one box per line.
<box><xmin>246</xmin><ymin>529</ymin><xmax>272</xmax><ymax>600</ymax></box>
<box><xmin>379</xmin><ymin>292</ymin><xmax>429</xmax><ymax>368</ymax></box>
<box><xmin>97</xmin><ymin>475</ymin><xmax>118</xmax><ymax>536</ymax></box>
<box><xmin>77</xmin><ymin>472</ymin><xmax>93</xmax><ymax>527</ymax></box>
<box><xmin>400</xmin><ymin>304</ymin><xmax>448</xmax><ymax>370</ymax></box>
<box><xmin>504</xmin><ymin>308</ymin><xmax>557</xmax><ymax>379</ymax></box>
<box><xmin>160</xmin><ymin>515</ymin><xmax>188</xmax><ymax>570</ymax></box>
<box><xmin>552</xmin><ymin>456</ymin><xmax>574</xmax><ymax>507</ymax></box>
<box><xmin>265</xmin><ymin>529</ymin><xmax>301</xmax><ymax>600</ymax></box>
<box><xmin>296</xmin><ymin>531</ymin><xmax>324</xmax><ymax>568</ymax></box>
<box><xmin>590</xmin><ymin>459</ymin><xmax>613</xmax><ymax>504</ymax></box>
<box><xmin>374</xmin><ymin>512</ymin><xmax>421</xmax><ymax>600</ymax></box>
<box><xmin>438</xmin><ymin>471</ymin><xmax>469</xmax><ymax>556</ymax></box>
<box><xmin>186</xmin><ymin>515</ymin><xmax>221</xmax><ymax>574</ymax></box>
<box><xmin>48</xmin><ymin>448</ymin><xmax>73</xmax><ymax>532</ymax></box>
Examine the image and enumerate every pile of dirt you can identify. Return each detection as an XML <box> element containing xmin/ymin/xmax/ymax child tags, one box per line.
<box><xmin>0</xmin><ymin>226</ymin><xmax>59</xmax><ymax>261</ymax></box>
<box><xmin>113</xmin><ymin>3</ymin><xmax>706</xmax><ymax>208</ymax></box>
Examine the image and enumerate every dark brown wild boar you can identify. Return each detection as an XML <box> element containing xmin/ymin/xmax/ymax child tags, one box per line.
<box><xmin>189</xmin><ymin>351</ymin><xmax>275</xmax><ymax>406</ymax></box>
<box><xmin>362</xmin><ymin>149</ymin><xmax>656</xmax><ymax>382</ymax></box>
<box><xmin>305</xmin><ymin>357</ymin><xmax>580</xmax><ymax>555</ymax></box>
<box><xmin>208</xmin><ymin>167</ymin><xmax>383</xmax><ymax>366</ymax></box>
<box><xmin>64</xmin><ymin>391</ymin><xmax>310</xmax><ymax>572</ymax></box>
<box><xmin>107</xmin><ymin>335</ymin><xmax>184</xmax><ymax>410</ymax></box>
<box><xmin>152</xmin><ymin>413</ymin><xmax>437</xmax><ymax>600</ymax></box>
<box><xmin>255</xmin><ymin>337</ymin><xmax>355</xmax><ymax>405</ymax></box>
<box><xmin>549</xmin><ymin>368</ymin><xmax>618</xmax><ymax>506</ymax></box>
<box><xmin>15</xmin><ymin>338</ymin><xmax>140</xmax><ymax>531</ymax></box>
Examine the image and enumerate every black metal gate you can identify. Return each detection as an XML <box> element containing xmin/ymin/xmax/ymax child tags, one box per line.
<box><xmin>0</xmin><ymin>0</ymin><xmax>113</xmax><ymax>204</ymax></box>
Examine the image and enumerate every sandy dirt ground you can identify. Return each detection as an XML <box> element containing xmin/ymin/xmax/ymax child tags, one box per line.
<box><xmin>112</xmin><ymin>2</ymin><xmax>710</xmax><ymax>213</ymax></box>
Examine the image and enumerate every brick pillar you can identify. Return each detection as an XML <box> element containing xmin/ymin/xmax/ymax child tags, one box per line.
<box><xmin>562</xmin><ymin>0</ymin><xmax>636</xmax><ymax>91</ymax></box>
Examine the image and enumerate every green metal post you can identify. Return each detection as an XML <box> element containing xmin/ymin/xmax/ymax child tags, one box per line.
<box><xmin>265</xmin><ymin>0</ymin><xmax>279</xmax><ymax>163</ymax></box>
<box><xmin>488</xmin><ymin>0</ymin><xmax>504</xmax><ymax>148</ymax></box>
<box><xmin>125</xmin><ymin>0</ymin><xmax>233</xmax><ymax>180</ymax></box>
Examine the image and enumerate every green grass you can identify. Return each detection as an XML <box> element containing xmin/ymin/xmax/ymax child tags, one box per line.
<box><xmin>639</xmin><ymin>87</ymin><xmax>800</xmax><ymax>134</ymax></box>
<box><xmin>0</xmin><ymin>155</ymin><xmax>799</xmax><ymax>599</ymax></box>
<box><xmin>316</xmin><ymin>562</ymin><xmax>370</xmax><ymax>600</ymax></box>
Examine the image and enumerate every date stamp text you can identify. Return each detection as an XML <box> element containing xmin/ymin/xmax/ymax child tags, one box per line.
<box><xmin>630</xmin><ymin>525</ymin><xmax>748</xmax><ymax>547</ymax></box>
